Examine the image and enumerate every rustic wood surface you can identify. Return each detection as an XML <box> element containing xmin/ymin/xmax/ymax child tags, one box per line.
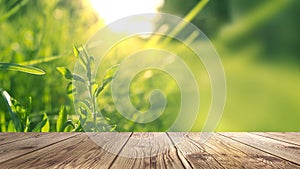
<box><xmin>0</xmin><ymin>133</ymin><xmax>299</xmax><ymax>168</ymax></box>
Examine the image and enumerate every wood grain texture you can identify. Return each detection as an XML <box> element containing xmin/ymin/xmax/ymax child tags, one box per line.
<box><xmin>0</xmin><ymin>133</ymin><xmax>47</xmax><ymax>145</ymax></box>
<box><xmin>151</xmin><ymin>133</ymin><xmax>185</xmax><ymax>169</ymax></box>
<box><xmin>220</xmin><ymin>132</ymin><xmax>300</xmax><ymax>165</ymax></box>
<box><xmin>252</xmin><ymin>132</ymin><xmax>300</xmax><ymax>146</ymax></box>
<box><xmin>0</xmin><ymin>132</ymin><xmax>299</xmax><ymax>169</ymax></box>
<box><xmin>0</xmin><ymin>133</ymin><xmax>131</xmax><ymax>169</ymax></box>
<box><xmin>109</xmin><ymin>132</ymin><xmax>151</xmax><ymax>169</ymax></box>
<box><xmin>168</xmin><ymin>132</ymin><xmax>222</xmax><ymax>169</ymax></box>
<box><xmin>110</xmin><ymin>132</ymin><xmax>185</xmax><ymax>169</ymax></box>
<box><xmin>0</xmin><ymin>132</ymin><xmax>78</xmax><ymax>163</ymax></box>
<box><xmin>208</xmin><ymin>133</ymin><xmax>299</xmax><ymax>168</ymax></box>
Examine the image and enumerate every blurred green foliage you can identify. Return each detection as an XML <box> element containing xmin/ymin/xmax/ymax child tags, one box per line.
<box><xmin>159</xmin><ymin>0</ymin><xmax>230</xmax><ymax>37</ymax></box>
<box><xmin>0</xmin><ymin>0</ymin><xmax>101</xmax><ymax>131</ymax></box>
<box><xmin>0</xmin><ymin>0</ymin><xmax>300</xmax><ymax>131</ymax></box>
<box><xmin>160</xmin><ymin>0</ymin><xmax>300</xmax><ymax>131</ymax></box>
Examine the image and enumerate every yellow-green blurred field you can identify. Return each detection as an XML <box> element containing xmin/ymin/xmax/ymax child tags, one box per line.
<box><xmin>0</xmin><ymin>0</ymin><xmax>299</xmax><ymax>132</ymax></box>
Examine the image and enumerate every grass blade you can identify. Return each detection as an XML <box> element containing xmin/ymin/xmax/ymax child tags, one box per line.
<box><xmin>56</xmin><ymin>106</ymin><xmax>67</xmax><ymax>132</ymax></box>
<box><xmin>7</xmin><ymin>121</ymin><xmax>16</xmax><ymax>132</ymax></box>
<box><xmin>0</xmin><ymin>89</ymin><xmax>23</xmax><ymax>131</ymax></box>
<box><xmin>41</xmin><ymin>113</ymin><xmax>50</xmax><ymax>132</ymax></box>
<box><xmin>94</xmin><ymin>64</ymin><xmax>120</xmax><ymax>97</ymax></box>
<box><xmin>18</xmin><ymin>55</ymin><xmax>67</xmax><ymax>66</ymax></box>
<box><xmin>32</xmin><ymin>113</ymin><xmax>49</xmax><ymax>132</ymax></box>
<box><xmin>62</xmin><ymin>120</ymin><xmax>75</xmax><ymax>132</ymax></box>
<box><xmin>56</xmin><ymin>67</ymin><xmax>73</xmax><ymax>80</ymax></box>
<box><xmin>32</xmin><ymin>118</ymin><xmax>47</xmax><ymax>132</ymax></box>
<box><xmin>0</xmin><ymin>111</ymin><xmax>6</xmax><ymax>132</ymax></box>
<box><xmin>0</xmin><ymin>0</ymin><xmax>30</xmax><ymax>23</ymax></box>
<box><xmin>0</xmin><ymin>62</ymin><xmax>45</xmax><ymax>75</ymax></box>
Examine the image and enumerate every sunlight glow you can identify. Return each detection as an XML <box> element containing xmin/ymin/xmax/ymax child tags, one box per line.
<box><xmin>90</xmin><ymin>0</ymin><xmax>164</xmax><ymax>33</ymax></box>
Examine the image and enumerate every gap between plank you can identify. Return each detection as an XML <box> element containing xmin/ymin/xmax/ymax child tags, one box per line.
<box><xmin>166</xmin><ymin>132</ymin><xmax>194</xmax><ymax>169</ymax></box>
<box><xmin>0</xmin><ymin>133</ymin><xmax>81</xmax><ymax>164</ymax></box>
<box><xmin>107</xmin><ymin>132</ymin><xmax>133</xmax><ymax>169</ymax></box>
<box><xmin>250</xmin><ymin>132</ymin><xmax>300</xmax><ymax>147</ymax></box>
<box><xmin>184</xmin><ymin>133</ymin><xmax>226</xmax><ymax>169</ymax></box>
<box><xmin>217</xmin><ymin>133</ymin><xmax>300</xmax><ymax>166</ymax></box>
<box><xmin>0</xmin><ymin>133</ymin><xmax>50</xmax><ymax>146</ymax></box>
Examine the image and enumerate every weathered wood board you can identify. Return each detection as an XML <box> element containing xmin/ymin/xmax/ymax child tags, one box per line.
<box><xmin>0</xmin><ymin>132</ymin><xmax>299</xmax><ymax>168</ymax></box>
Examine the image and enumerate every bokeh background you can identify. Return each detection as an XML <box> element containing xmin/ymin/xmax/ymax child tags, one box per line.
<box><xmin>0</xmin><ymin>0</ymin><xmax>299</xmax><ymax>131</ymax></box>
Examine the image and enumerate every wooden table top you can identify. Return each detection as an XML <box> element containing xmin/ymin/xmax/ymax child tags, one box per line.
<box><xmin>0</xmin><ymin>132</ymin><xmax>299</xmax><ymax>168</ymax></box>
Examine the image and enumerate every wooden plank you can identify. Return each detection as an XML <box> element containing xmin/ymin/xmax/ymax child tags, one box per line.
<box><xmin>0</xmin><ymin>133</ymin><xmax>89</xmax><ymax>169</ymax></box>
<box><xmin>151</xmin><ymin>133</ymin><xmax>186</xmax><ymax>169</ymax></box>
<box><xmin>202</xmin><ymin>133</ymin><xmax>299</xmax><ymax>168</ymax></box>
<box><xmin>0</xmin><ymin>132</ymin><xmax>299</xmax><ymax>168</ymax></box>
<box><xmin>0</xmin><ymin>133</ymin><xmax>48</xmax><ymax>145</ymax></box>
<box><xmin>220</xmin><ymin>132</ymin><xmax>300</xmax><ymax>165</ymax></box>
<box><xmin>0</xmin><ymin>132</ymin><xmax>131</xmax><ymax>169</ymax></box>
<box><xmin>252</xmin><ymin>132</ymin><xmax>300</xmax><ymax>146</ymax></box>
<box><xmin>168</xmin><ymin>132</ymin><xmax>223</xmax><ymax>169</ymax></box>
<box><xmin>0</xmin><ymin>132</ymin><xmax>78</xmax><ymax>163</ymax></box>
<box><xmin>109</xmin><ymin>132</ymin><xmax>151</xmax><ymax>169</ymax></box>
<box><xmin>110</xmin><ymin>132</ymin><xmax>185</xmax><ymax>169</ymax></box>
<box><xmin>83</xmin><ymin>132</ymin><xmax>132</xmax><ymax>168</ymax></box>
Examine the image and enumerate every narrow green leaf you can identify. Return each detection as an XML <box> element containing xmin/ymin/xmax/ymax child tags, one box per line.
<box><xmin>77</xmin><ymin>100</ymin><xmax>93</xmax><ymax>124</ymax></box>
<box><xmin>24</xmin><ymin>97</ymin><xmax>32</xmax><ymax>132</ymax></box>
<box><xmin>74</xmin><ymin>122</ymin><xmax>83</xmax><ymax>132</ymax></box>
<box><xmin>66</xmin><ymin>82</ymin><xmax>76</xmax><ymax>94</ymax></box>
<box><xmin>56</xmin><ymin>106</ymin><xmax>67</xmax><ymax>132</ymax></box>
<box><xmin>103</xmin><ymin>64</ymin><xmax>120</xmax><ymax>81</ymax></box>
<box><xmin>64</xmin><ymin>125</ymin><xmax>73</xmax><ymax>132</ymax></box>
<box><xmin>62</xmin><ymin>120</ymin><xmax>75</xmax><ymax>132</ymax></box>
<box><xmin>81</xmin><ymin>45</ymin><xmax>90</xmax><ymax>61</ymax></box>
<box><xmin>18</xmin><ymin>55</ymin><xmax>67</xmax><ymax>66</ymax></box>
<box><xmin>94</xmin><ymin>64</ymin><xmax>119</xmax><ymax>97</ymax></box>
<box><xmin>72</xmin><ymin>74</ymin><xmax>85</xmax><ymax>83</ymax></box>
<box><xmin>7</xmin><ymin>120</ymin><xmax>16</xmax><ymax>132</ymax></box>
<box><xmin>0</xmin><ymin>89</ymin><xmax>23</xmax><ymax>131</ymax></box>
<box><xmin>27</xmin><ymin>97</ymin><xmax>32</xmax><ymax>117</ymax></box>
<box><xmin>56</xmin><ymin>67</ymin><xmax>73</xmax><ymax>80</ymax></box>
<box><xmin>24</xmin><ymin>117</ymin><xmax>30</xmax><ymax>132</ymax></box>
<box><xmin>0</xmin><ymin>62</ymin><xmax>45</xmax><ymax>75</ymax></box>
<box><xmin>73</xmin><ymin>45</ymin><xmax>79</xmax><ymax>57</ymax></box>
<box><xmin>77</xmin><ymin>101</ymin><xmax>92</xmax><ymax>121</ymax></box>
<box><xmin>80</xmin><ymin>100</ymin><xmax>92</xmax><ymax>112</ymax></box>
<box><xmin>11</xmin><ymin>98</ymin><xmax>27</xmax><ymax>127</ymax></box>
<box><xmin>41</xmin><ymin>113</ymin><xmax>50</xmax><ymax>132</ymax></box>
<box><xmin>78</xmin><ymin>107</ymin><xmax>87</xmax><ymax>125</ymax></box>
<box><xmin>110</xmin><ymin>124</ymin><xmax>117</xmax><ymax>131</ymax></box>
<box><xmin>0</xmin><ymin>111</ymin><xmax>6</xmax><ymax>132</ymax></box>
<box><xmin>103</xmin><ymin>77</ymin><xmax>113</xmax><ymax>87</ymax></box>
<box><xmin>94</xmin><ymin>78</ymin><xmax>113</xmax><ymax>97</ymax></box>
<box><xmin>32</xmin><ymin>119</ymin><xmax>47</xmax><ymax>132</ymax></box>
<box><xmin>78</xmin><ymin>57</ymin><xmax>87</xmax><ymax>71</ymax></box>
<box><xmin>76</xmin><ymin>45</ymin><xmax>87</xmax><ymax>71</ymax></box>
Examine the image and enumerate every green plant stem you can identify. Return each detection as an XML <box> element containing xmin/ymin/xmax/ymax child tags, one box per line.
<box><xmin>82</xmin><ymin>46</ymin><xmax>97</xmax><ymax>128</ymax></box>
<box><xmin>88</xmin><ymin>80</ymin><xmax>97</xmax><ymax>127</ymax></box>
